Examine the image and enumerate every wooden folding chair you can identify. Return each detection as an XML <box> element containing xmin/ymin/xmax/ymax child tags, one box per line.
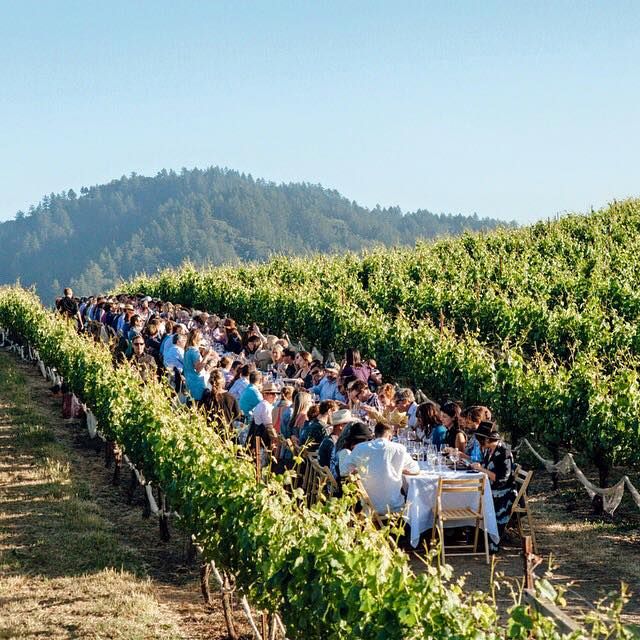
<box><xmin>511</xmin><ymin>465</ymin><xmax>537</xmax><ymax>553</ymax></box>
<box><xmin>300</xmin><ymin>450</ymin><xmax>318</xmax><ymax>496</ymax></box>
<box><xmin>431</xmin><ymin>476</ymin><xmax>489</xmax><ymax>565</ymax></box>
<box><xmin>352</xmin><ymin>476</ymin><xmax>390</xmax><ymax>530</ymax></box>
<box><xmin>308</xmin><ymin>457</ymin><xmax>338</xmax><ymax>506</ymax></box>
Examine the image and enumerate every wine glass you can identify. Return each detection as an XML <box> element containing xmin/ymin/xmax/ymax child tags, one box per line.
<box><xmin>450</xmin><ymin>449</ymin><xmax>460</xmax><ymax>472</ymax></box>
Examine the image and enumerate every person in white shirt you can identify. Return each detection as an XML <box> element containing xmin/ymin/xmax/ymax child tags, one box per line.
<box><xmin>344</xmin><ymin>422</ymin><xmax>419</xmax><ymax>515</ymax></box>
<box><xmin>249</xmin><ymin>382</ymin><xmax>280</xmax><ymax>451</ymax></box>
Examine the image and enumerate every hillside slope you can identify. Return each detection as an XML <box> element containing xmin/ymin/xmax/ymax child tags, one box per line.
<box><xmin>0</xmin><ymin>167</ymin><xmax>511</xmax><ymax>301</ymax></box>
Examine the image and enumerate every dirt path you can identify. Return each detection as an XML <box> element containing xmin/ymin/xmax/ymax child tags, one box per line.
<box><xmin>0</xmin><ymin>350</ymin><xmax>250</xmax><ymax>639</ymax></box>
<box><xmin>411</xmin><ymin>454</ymin><xmax>640</xmax><ymax>627</ymax></box>
<box><xmin>2</xmin><ymin>346</ymin><xmax>639</xmax><ymax>636</ymax></box>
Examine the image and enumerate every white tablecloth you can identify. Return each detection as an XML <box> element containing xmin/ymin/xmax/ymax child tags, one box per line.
<box><xmin>404</xmin><ymin>466</ymin><xmax>499</xmax><ymax>548</ymax></box>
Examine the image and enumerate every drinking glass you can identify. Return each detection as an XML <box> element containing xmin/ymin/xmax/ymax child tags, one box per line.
<box><xmin>450</xmin><ymin>449</ymin><xmax>460</xmax><ymax>472</ymax></box>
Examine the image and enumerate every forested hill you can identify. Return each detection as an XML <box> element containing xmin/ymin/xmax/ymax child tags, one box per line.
<box><xmin>0</xmin><ymin>167</ymin><xmax>512</xmax><ymax>301</ymax></box>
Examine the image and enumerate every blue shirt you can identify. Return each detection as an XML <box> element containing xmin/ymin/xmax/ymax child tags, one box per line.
<box><xmin>429</xmin><ymin>424</ymin><xmax>448</xmax><ymax>449</ymax></box>
<box><xmin>164</xmin><ymin>343</ymin><xmax>184</xmax><ymax>372</ymax></box>
<box><xmin>239</xmin><ymin>384</ymin><xmax>262</xmax><ymax>417</ymax></box>
<box><xmin>309</xmin><ymin>377</ymin><xmax>346</xmax><ymax>402</ymax></box>
<box><xmin>184</xmin><ymin>346</ymin><xmax>207</xmax><ymax>401</ymax></box>
<box><xmin>465</xmin><ymin>434</ymin><xmax>483</xmax><ymax>462</ymax></box>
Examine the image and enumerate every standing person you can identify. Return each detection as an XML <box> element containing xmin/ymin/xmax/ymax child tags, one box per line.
<box><xmin>340</xmin><ymin>348</ymin><xmax>372</xmax><ymax>385</ymax></box>
<box><xmin>470</xmin><ymin>422</ymin><xmax>518</xmax><ymax>551</ymax></box>
<box><xmin>59</xmin><ymin>287</ymin><xmax>83</xmax><ymax>331</ymax></box>
<box><xmin>183</xmin><ymin>328</ymin><xmax>217</xmax><ymax>403</ymax></box>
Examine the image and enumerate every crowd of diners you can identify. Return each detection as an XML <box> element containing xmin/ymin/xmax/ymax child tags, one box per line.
<box><xmin>56</xmin><ymin>287</ymin><xmax>518</xmax><ymax>552</ymax></box>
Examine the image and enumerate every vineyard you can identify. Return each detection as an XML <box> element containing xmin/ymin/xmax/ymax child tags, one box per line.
<box><xmin>3</xmin><ymin>286</ymin><xmax>637</xmax><ymax>639</ymax></box>
<box><xmin>123</xmin><ymin>199</ymin><xmax>640</xmax><ymax>489</ymax></box>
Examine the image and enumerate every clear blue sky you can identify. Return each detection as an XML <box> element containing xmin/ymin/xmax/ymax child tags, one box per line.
<box><xmin>1</xmin><ymin>1</ymin><xmax>639</xmax><ymax>223</ymax></box>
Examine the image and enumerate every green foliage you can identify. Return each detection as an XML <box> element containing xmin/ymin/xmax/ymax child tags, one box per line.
<box><xmin>3</xmin><ymin>285</ymin><xmax>618</xmax><ymax>640</ymax></box>
<box><xmin>122</xmin><ymin>200</ymin><xmax>640</xmax><ymax>477</ymax></box>
<box><xmin>0</xmin><ymin>167</ymin><xmax>510</xmax><ymax>301</ymax></box>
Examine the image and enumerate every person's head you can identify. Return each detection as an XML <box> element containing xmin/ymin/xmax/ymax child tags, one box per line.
<box><xmin>220</xmin><ymin>356</ymin><xmax>232</xmax><ymax>370</ymax></box>
<box><xmin>324</xmin><ymin>365</ymin><xmax>339</xmax><ymax>382</ymax></box>
<box><xmin>130</xmin><ymin>314</ymin><xmax>143</xmax><ymax>330</ymax></box>
<box><xmin>416</xmin><ymin>401</ymin><xmax>442</xmax><ymax>429</ymax></box>
<box><xmin>246</xmin><ymin>335</ymin><xmax>261</xmax><ymax>352</ymax></box>
<box><xmin>345</xmin><ymin>348</ymin><xmax>362</xmax><ymax>368</ymax></box>
<box><xmin>238</xmin><ymin>364</ymin><xmax>251</xmax><ymax>379</ymax></box>
<box><xmin>63</xmin><ymin>287</ymin><xmax>73</xmax><ymax>298</ymax></box>
<box><xmin>348</xmin><ymin>379</ymin><xmax>369</xmax><ymax>402</ymax></box>
<box><xmin>461</xmin><ymin>405</ymin><xmax>492</xmax><ymax>430</ymax></box>
<box><xmin>146</xmin><ymin>320</ymin><xmax>160</xmax><ymax>337</ymax></box>
<box><xmin>307</xmin><ymin>404</ymin><xmax>321</xmax><ymax>421</ymax></box>
<box><xmin>295</xmin><ymin>350</ymin><xmax>312</xmax><ymax>369</ymax></box>
<box><xmin>173</xmin><ymin>332</ymin><xmax>187</xmax><ymax>348</ymax></box>
<box><xmin>341</xmin><ymin>421</ymin><xmax>372</xmax><ymax>450</ymax></box>
<box><xmin>318</xmin><ymin>399</ymin><xmax>339</xmax><ymax>419</ymax></box>
<box><xmin>186</xmin><ymin>328</ymin><xmax>203</xmax><ymax>349</ymax></box>
<box><xmin>283</xmin><ymin>348</ymin><xmax>296</xmax><ymax>364</ymax></box>
<box><xmin>440</xmin><ymin>400</ymin><xmax>462</xmax><ymax>429</ymax></box>
<box><xmin>261</xmin><ymin>382</ymin><xmax>279</xmax><ymax>404</ymax></box>
<box><xmin>368</xmin><ymin>358</ymin><xmax>377</xmax><ymax>369</ymax></box>
<box><xmin>210</xmin><ymin>368</ymin><xmax>226</xmax><ymax>394</ymax></box>
<box><xmin>292</xmin><ymin>389</ymin><xmax>313</xmax><ymax>422</ymax></box>
<box><xmin>132</xmin><ymin>336</ymin><xmax>145</xmax><ymax>354</ymax></box>
<box><xmin>271</xmin><ymin>344</ymin><xmax>284</xmax><ymax>362</ymax></box>
<box><xmin>378</xmin><ymin>383</ymin><xmax>396</xmax><ymax>409</ymax></box>
<box><xmin>249</xmin><ymin>371</ymin><xmax>263</xmax><ymax>386</ymax></box>
<box><xmin>311</xmin><ymin>366</ymin><xmax>324</xmax><ymax>385</ymax></box>
<box><xmin>474</xmin><ymin>421</ymin><xmax>500</xmax><ymax>449</ymax></box>
<box><xmin>280</xmin><ymin>385</ymin><xmax>294</xmax><ymax>404</ymax></box>
<box><xmin>374</xmin><ymin>421</ymin><xmax>394</xmax><ymax>440</ymax></box>
<box><xmin>394</xmin><ymin>388</ymin><xmax>415</xmax><ymax>413</ymax></box>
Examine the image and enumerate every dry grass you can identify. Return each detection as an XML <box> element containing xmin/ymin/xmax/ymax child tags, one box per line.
<box><xmin>0</xmin><ymin>353</ymin><xmax>185</xmax><ymax>639</ymax></box>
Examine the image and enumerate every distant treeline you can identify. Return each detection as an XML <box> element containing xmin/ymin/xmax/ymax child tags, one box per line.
<box><xmin>0</xmin><ymin>166</ymin><xmax>513</xmax><ymax>300</ymax></box>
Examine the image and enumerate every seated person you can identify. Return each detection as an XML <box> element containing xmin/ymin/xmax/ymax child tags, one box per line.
<box><xmin>128</xmin><ymin>336</ymin><xmax>157</xmax><ymax>384</ymax></box>
<box><xmin>470</xmin><ymin>422</ymin><xmax>518</xmax><ymax>549</ymax></box>
<box><xmin>415</xmin><ymin>401</ymin><xmax>447</xmax><ymax>448</ymax></box>
<box><xmin>203</xmin><ymin>369</ymin><xmax>241</xmax><ymax>426</ymax></box>
<box><xmin>318</xmin><ymin>408</ymin><xmax>350</xmax><ymax>468</ymax></box>
<box><xmin>299</xmin><ymin>400</ymin><xmax>339</xmax><ymax>450</ymax></box>
<box><xmin>309</xmin><ymin>365</ymin><xmax>346</xmax><ymax>402</ymax></box>
<box><xmin>239</xmin><ymin>371</ymin><xmax>263</xmax><ymax>418</ymax></box>
<box><xmin>344</xmin><ymin>422</ymin><xmax>419</xmax><ymax>515</ymax></box>
<box><xmin>163</xmin><ymin>332</ymin><xmax>187</xmax><ymax>373</ymax></box>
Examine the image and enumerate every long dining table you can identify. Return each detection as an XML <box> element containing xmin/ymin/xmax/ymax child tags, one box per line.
<box><xmin>403</xmin><ymin>463</ymin><xmax>499</xmax><ymax>548</ymax></box>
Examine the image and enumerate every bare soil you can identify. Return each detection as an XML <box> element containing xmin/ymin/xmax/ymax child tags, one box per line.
<box><xmin>0</xmin><ymin>350</ymin><xmax>251</xmax><ymax>639</ymax></box>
